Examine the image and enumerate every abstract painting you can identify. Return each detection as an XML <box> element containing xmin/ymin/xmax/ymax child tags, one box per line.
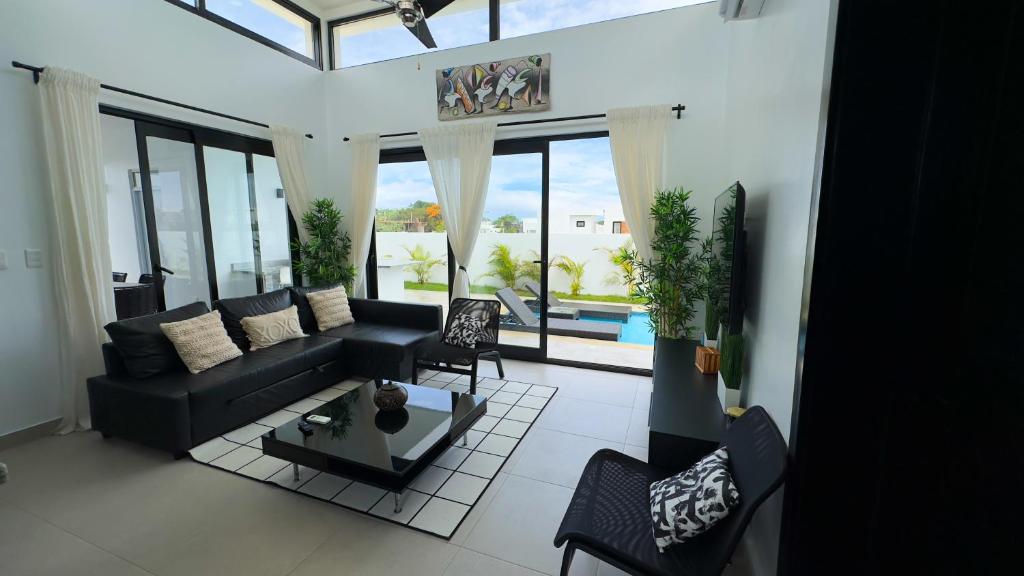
<box><xmin>436</xmin><ymin>54</ymin><xmax>551</xmax><ymax>121</ymax></box>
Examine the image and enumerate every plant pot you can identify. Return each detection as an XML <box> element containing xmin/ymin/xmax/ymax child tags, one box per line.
<box><xmin>717</xmin><ymin>372</ymin><xmax>741</xmax><ymax>410</ymax></box>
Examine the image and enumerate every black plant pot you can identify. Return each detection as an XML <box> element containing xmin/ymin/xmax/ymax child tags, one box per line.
<box><xmin>373</xmin><ymin>380</ymin><xmax>408</xmax><ymax>411</ymax></box>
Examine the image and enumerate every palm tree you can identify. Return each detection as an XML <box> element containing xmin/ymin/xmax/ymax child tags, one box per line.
<box><xmin>482</xmin><ymin>243</ymin><xmax>521</xmax><ymax>288</ymax></box>
<box><xmin>596</xmin><ymin>239</ymin><xmax>637</xmax><ymax>296</ymax></box>
<box><xmin>551</xmin><ymin>255</ymin><xmax>587</xmax><ymax>297</ymax></box>
<box><xmin>402</xmin><ymin>244</ymin><xmax>443</xmax><ymax>285</ymax></box>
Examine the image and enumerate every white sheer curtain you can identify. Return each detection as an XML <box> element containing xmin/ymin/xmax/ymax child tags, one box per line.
<box><xmin>348</xmin><ymin>133</ymin><xmax>380</xmax><ymax>297</ymax></box>
<box><xmin>419</xmin><ymin>121</ymin><xmax>497</xmax><ymax>300</ymax></box>
<box><xmin>39</xmin><ymin>67</ymin><xmax>116</xmax><ymax>433</ymax></box>
<box><xmin>607</xmin><ymin>105</ymin><xmax>672</xmax><ymax>261</ymax></box>
<box><xmin>270</xmin><ymin>125</ymin><xmax>314</xmax><ymax>242</ymax></box>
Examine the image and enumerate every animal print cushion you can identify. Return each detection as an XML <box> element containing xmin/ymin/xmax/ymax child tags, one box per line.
<box><xmin>444</xmin><ymin>313</ymin><xmax>487</xmax><ymax>348</ymax></box>
<box><xmin>649</xmin><ymin>447</ymin><xmax>740</xmax><ymax>552</ymax></box>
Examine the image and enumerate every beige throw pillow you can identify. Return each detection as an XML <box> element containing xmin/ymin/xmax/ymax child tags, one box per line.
<box><xmin>240</xmin><ymin>305</ymin><xmax>306</xmax><ymax>351</ymax></box>
<box><xmin>306</xmin><ymin>286</ymin><xmax>354</xmax><ymax>331</ymax></box>
<box><xmin>160</xmin><ymin>310</ymin><xmax>242</xmax><ymax>374</ymax></box>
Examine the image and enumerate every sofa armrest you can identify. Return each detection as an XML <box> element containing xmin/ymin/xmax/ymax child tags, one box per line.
<box><xmin>87</xmin><ymin>375</ymin><xmax>192</xmax><ymax>454</ymax></box>
<box><xmin>348</xmin><ymin>298</ymin><xmax>443</xmax><ymax>333</ymax></box>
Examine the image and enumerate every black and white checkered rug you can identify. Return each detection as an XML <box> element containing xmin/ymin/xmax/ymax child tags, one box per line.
<box><xmin>188</xmin><ymin>372</ymin><xmax>557</xmax><ymax>539</ymax></box>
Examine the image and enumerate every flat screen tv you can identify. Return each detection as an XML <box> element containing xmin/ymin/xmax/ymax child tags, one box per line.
<box><xmin>707</xmin><ymin>181</ymin><xmax>746</xmax><ymax>338</ymax></box>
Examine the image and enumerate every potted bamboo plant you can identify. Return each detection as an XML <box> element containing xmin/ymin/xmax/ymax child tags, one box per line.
<box><xmin>625</xmin><ymin>187</ymin><xmax>709</xmax><ymax>342</ymax></box>
<box><xmin>292</xmin><ymin>198</ymin><xmax>357</xmax><ymax>290</ymax></box>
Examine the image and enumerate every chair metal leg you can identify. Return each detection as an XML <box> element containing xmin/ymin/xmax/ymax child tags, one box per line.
<box><xmin>493</xmin><ymin>352</ymin><xmax>505</xmax><ymax>379</ymax></box>
<box><xmin>470</xmin><ymin>360</ymin><xmax>478</xmax><ymax>395</ymax></box>
<box><xmin>560</xmin><ymin>544</ymin><xmax>575</xmax><ymax>576</ymax></box>
<box><xmin>411</xmin><ymin>356</ymin><xmax>419</xmax><ymax>385</ymax></box>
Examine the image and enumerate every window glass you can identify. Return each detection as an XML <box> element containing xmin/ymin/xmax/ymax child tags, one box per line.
<box><xmin>204</xmin><ymin>146</ymin><xmax>258</xmax><ymax>299</ymax></box>
<box><xmin>374</xmin><ymin>161</ymin><xmax>448</xmax><ymax>301</ymax></box>
<box><xmin>499</xmin><ymin>0</ymin><xmax>707</xmax><ymax>39</ymax></box>
<box><xmin>333</xmin><ymin>0</ymin><xmax>488</xmax><ymax>68</ymax></box>
<box><xmin>548</xmin><ymin>137</ymin><xmax>652</xmax><ymax>370</ymax></box>
<box><xmin>252</xmin><ymin>154</ymin><xmax>293</xmax><ymax>291</ymax></box>
<box><xmin>207</xmin><ymin>0</ymin><xmax>316</xmax><ymax>58</ymax></box>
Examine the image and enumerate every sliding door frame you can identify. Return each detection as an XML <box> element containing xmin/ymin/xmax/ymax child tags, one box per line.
<box><xmin>371</xmin><ymin>130</ymin><xmax>652</xmax><ymax>375</ymax></box>
<box><xmin>102</xmin><ymin>105</ymin><xmax>298</xmax><ymax>309</ymax></box>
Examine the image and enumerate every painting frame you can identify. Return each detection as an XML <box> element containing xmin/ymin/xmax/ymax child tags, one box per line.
<box><xmin>436</xmin><ymin>53</ymin><xmax>551</xmax><ymax>121</ymax></box>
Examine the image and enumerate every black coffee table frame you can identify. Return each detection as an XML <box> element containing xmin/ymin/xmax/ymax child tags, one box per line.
<box><xmin>261</xmin><ymin>381</ymin><xmax>487</xmax><ymax>512</ymax></box>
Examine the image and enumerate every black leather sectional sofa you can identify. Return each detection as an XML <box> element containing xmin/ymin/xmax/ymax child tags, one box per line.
<box><xmin>87</xmin><ymin>286</ymin><xmax>442</xmax><ymax>458</ymax></box>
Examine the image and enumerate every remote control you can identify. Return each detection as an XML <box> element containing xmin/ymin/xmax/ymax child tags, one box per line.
<box><xmin>306</xmin><ymin>415</ymin><xmax>331</xmax><ymax>425</ymax></box>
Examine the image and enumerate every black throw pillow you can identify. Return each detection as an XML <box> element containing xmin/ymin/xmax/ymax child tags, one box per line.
<box><xmin>104</xmin><ymin>301</ymin><xmax>209</xmax><ymax>379</ymax></box>
<box><xmin>213</xmin><ymin>289</ymin><xmax>292</xmax><ymax>350</ymax></box>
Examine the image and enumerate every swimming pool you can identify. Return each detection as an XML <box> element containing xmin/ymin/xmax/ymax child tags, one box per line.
<box><xmin>579</xmin><ymin>312</ymin><xmax>655</xmax><ymax>346</ymax></box>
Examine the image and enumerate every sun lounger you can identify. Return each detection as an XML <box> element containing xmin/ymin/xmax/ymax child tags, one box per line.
<box><xmin>495</xmin><ymin>288</ymin><xmax>622</xmax><ymax>342</ymax></box>
<box><xmin>523</xmin><ymin>280</ymin><xmax>632</xmax><ymax>322</ymax></box>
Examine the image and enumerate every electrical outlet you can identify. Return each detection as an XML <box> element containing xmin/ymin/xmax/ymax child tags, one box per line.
<box><xmin>0</xmin><ymin>250</ymin><xmax>7</xmax><ymax>271</ymax></box>
<box><xmin>25</xmin><ymin>249</ymin><xmax>43</xmax><ymax>269</ymax></box>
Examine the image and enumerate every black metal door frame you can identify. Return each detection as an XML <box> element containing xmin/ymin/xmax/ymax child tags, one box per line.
<box><xmin>370</xmin><ymin>130</ymin><xmax>655</xmax><ymax>375</ymax></box>
<box><xmin>108</xmin><ymin>105</ymin><xmax>296</xmax><ymax>309</ymax></box>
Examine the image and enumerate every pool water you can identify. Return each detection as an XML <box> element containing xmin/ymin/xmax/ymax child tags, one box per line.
<box><xmin>580</xmin><ymin>312</ymin><xmax>655</xmax><ymax>346</ymax></box>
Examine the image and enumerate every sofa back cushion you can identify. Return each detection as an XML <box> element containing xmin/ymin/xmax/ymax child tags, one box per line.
<box><xmin>214</xmin><ymin>289</ymin><xmax>293</xmax><ymax>350</ymax></box>
<box><xmin>104</xmin><ymin>301</ymin><xmax>210</xmax><ymax>379</ymax></box>
<box><xmin>288</xmin><ymin>285</ymin><xmax>341</xmax><ymax>333</ymax></box>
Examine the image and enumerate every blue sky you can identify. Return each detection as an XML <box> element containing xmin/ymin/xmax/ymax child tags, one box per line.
<box><xmin>206</xmin><ymin>0</ymin><xmax>311</xmax><ymax>56</ymax></box>
<box><xmin>376</xmin><ymin>137</ymin><xmax>622</xmax><ymax>233</ymax></box>
<box><xmin>338</xmin><ymin>0</ymin><xmax>708</xmax><ymax>68</ymax></box>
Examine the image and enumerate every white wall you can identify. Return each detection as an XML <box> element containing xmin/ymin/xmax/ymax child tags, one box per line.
<box><xmin>325</xmin><ymin>2</ymin><xmax>732</xmax><ymax>248</ymax></box>
<box><xmin>722</xmin><ymin>0</ymin><xmax>835</xmax><ymax>574</ymax></box>
<box><xmin>0</xmin><ymin>0</ymin><xmax>329</xmax><ymax>437</ymax></box>
<box><xmin>375</xmin><ymin>231</ymin><xmax>635</xmax><ymax>296</ymax></box>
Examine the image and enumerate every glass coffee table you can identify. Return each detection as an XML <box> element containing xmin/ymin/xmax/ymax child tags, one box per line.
<box><xmin>261</xmin><ymin>380</ymin><xmax>487</xmax><ymax>512</ymax></box>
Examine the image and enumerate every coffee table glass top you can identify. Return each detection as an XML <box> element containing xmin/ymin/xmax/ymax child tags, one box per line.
<box><xmin>263</xmin><ymin>380</ymin><xmax>486</xmax><ymax>476</ymax></box>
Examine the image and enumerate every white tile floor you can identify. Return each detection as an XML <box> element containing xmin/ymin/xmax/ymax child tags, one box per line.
<box><xmin>0</xmin><ymin>359</ymin><xmax>750</xmax><ymax>576</ymax></box>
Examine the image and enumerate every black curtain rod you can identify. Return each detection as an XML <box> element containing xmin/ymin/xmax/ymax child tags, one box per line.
<box><xmin>342</xmin><ymin>104</ymin><xmax>685</xmax><ymax>142</ymax></box>
<box><xmin>11</xmin><ymin>61</ymin><xmax>313</xmax><ymax>139</ymax></box>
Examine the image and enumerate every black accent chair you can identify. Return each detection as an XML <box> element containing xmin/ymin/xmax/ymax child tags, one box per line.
<box><xmin>554</xmin><ymin>406</ymin><xmax>787</xmax><ymax>576</ymax></box>
<box><xmin>112</xmin><ymin>271</ymin><xmax>127</xmax><ymax>282</ymax></box>
<box><xmin>412</xmin><ymin>298</ymin><xmax>504</xmax><ymax>394</ymax></box>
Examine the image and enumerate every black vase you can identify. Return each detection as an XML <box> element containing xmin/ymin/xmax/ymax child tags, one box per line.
<box><xmin>373</xmin><ymin>380</ymin><xmax>408</xmax><ymax>411</ymax></box>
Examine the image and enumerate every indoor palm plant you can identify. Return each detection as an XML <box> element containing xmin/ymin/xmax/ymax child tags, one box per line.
<box><xmin>625</xmin><ymin>187</ymin><xmax>709</xmax><ymax>340</ymax></box>
<box><xmin>292</xmin><ymin>198</ymin><xmax>356</xmax><ymax>289</ymax></box>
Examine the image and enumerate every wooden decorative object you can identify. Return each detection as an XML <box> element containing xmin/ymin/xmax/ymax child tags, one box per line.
<box><xmin>695</xmin><ymin>346</ymin><xmax>721</xmax><ymax>374</ymax></box>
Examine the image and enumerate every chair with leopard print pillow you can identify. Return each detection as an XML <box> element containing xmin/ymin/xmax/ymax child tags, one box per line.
<box><xmin>412</xmin><ymin>298</ymin><xmax>504</xmax><ymax>395</ymax></box>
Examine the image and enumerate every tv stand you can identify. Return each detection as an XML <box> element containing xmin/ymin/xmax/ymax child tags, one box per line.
<box><xmin>648</xmin><ymin>338</ymin><xmax>725</xmax><ymax>471</ymax></box>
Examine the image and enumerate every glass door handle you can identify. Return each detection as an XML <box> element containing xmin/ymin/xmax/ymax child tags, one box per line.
<box><xmin>158</xmin><ymin>266</ymin><xmax>175</xmax><ymax>275</ymax></box>
<box><xmin>533</xmin><ymin>260</ymin><xmax>545</xmax><ymax>265</ymax></box>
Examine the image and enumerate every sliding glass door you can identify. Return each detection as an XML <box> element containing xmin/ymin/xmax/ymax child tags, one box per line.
<box><xmin>468</xmin><ymin>150</ymin><xmax>545</xmax><ymax>355</ymax></box>
<box><xmin>103</xmin><ymin>110</ymin><xmax>295</xmax><ymax>314</ymax></box>
<box><xmin>369</xmin><ymin>132</ymin><xmax>652</xmax><ymax>374</ymax></box>
<box><xmin>547</xmin><ymin>137</ymin><xmax>652</xmax><ymax>371</ymax></box>
<box><xmin>136</xmin><ymin>123</ymin><xmax>214</xmax><ymax>309</ymax></box>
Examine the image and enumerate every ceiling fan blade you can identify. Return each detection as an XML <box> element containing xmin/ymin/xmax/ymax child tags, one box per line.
<box><xmin>407</xmin><ymin>18</ymin><xmax>437</xmax><ymax>49</ymax></box>
<box><xmin>418</xmin><ymin>0</ymin><xmax>456</xmax><ymax>19</ymax></box>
